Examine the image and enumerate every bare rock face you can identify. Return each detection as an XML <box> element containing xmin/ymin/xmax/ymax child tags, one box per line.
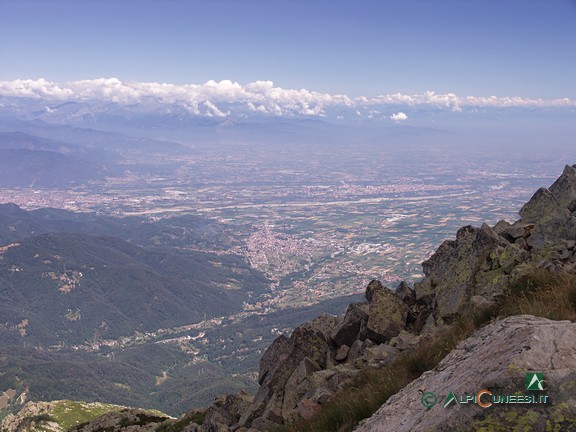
<box><xmin>415</xmin><ymin>224</ymin><xmax>504</xmax><ymax>322</ymax></box>
<box><xmin>516</xmin><ymin>173</ymin><xmax>576</xmax><ymax>251</ymax></box>
<box><xmin>331</xmin><ymin>302</ymin><xmax>369</xmax><ymax>347</ymax></box>
<box><xmin>519</xmin><ymin>187</ymin><xmax>570</xmax><ymax>223</ymax></box>
<box><xmin>549</xmin><ymin>164</ymin><xmax>576</xmax><ymax>212</ymax></box>
<box><xmin>240</xmin><ymin>315</ymin><xmax>338</xmax><ymax>427</ymax></box>
<box><xmin>365</xmin><ymin>280</ymin><xmax>409</xmax><ymax>343</ymax></box>
<box><xmin>355</xmin><ymin>316</ymin><xmax>576</xmax><ymax>432</ymax></box>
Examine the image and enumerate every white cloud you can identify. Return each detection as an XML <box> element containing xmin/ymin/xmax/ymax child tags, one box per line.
<box><xmin>203</xmin><ymin>100</ymin><xmax>228</xmax><ymax>117</ymax></box>
<box><xmin>0</xmin><ymin>78</ymin><xmax>573</xmax><ymax>118</ymax></box>
<box><xmin>390</xmin><ymin>112</ymin><xmax>408</xmax><ymax>122</ymax></box>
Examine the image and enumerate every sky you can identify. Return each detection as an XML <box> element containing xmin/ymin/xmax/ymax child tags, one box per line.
<box><xmin>1</xmin><ymin>0</ymin><xmax>575</xmax><ymax>100</ymax></box>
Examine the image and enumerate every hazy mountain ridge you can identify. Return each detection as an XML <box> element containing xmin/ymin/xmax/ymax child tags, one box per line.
<box><xmin>0</xmin><ymin>203</ymin><xmax>239</xmax><ymax>253</ymax></box>
<box><xmin>0</xmin><ymin>123</ymin><xmax>199</xmax><ymax>187</ymax></box>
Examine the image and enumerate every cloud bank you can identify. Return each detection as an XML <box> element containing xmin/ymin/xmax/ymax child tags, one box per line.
<box><xmin>0</xmin><ymin>78</ymin><xmax>574</xmax><ymax>119</ymax></box>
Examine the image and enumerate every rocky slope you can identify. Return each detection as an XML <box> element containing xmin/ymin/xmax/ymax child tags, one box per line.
<box><xmin>355</xmin><ymin>315</ymin><xmax>576</xmax><ymax>432</ymax></box>
<box><xmin>4</xmin><ymin>164</ymin><xmax>576</xmax><ymax>432</ymax></box>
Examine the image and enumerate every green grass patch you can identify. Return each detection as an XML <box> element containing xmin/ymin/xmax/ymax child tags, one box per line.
<box><xmin>50</xmin><ymin>401</ymin><xmax>130</xmax><ymax>430</ymax></box>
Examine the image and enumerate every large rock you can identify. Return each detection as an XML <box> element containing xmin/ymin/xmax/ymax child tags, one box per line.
<box><xmin>331</xmin><ymin>302</ymin><xmax>369</xmax><ymax>347</ymax></box>
<box><xmin>501</xmin><ymin>222</ymin><xmax>535</xmax><ymax>240</ymax></box>
<box><xmin>240</xmin><ymin>317</ymin><xmax>335</xmax><ymax>426</ymax></box>
<box><xmin>202</xmin><ymin>391</ymin><xmax>253</xmax><ymax>431</ymax></box>
<box><xmin>258</xmin><ymin>315</ymin><xmax>338</xmax><ymax>386</ymax></box>
<box><xmin>355</xmin><ymin>315</ymin><xmax>576</xmax><ymax>432</ymax></box>
<box><xmin>519</xmin><ymin>187</ymin><xmax>570</xmax><ymax>223</ymax></box>
<box><xmin>549</xmin><ymin>164</ymin><xmax>576</xmax><ymax>211</ymax></box>
<box><xmin>258</xmin><ymin>334</ymin><xmax>291</xmax><ymax>386</ymax></box>
<box><xmin>525</xmin><ymin>214</ymin><xmax>576</xmax><ymax>251</ymax></box>
<box><xmin>363</xmin><ymin>343</ymin><xmax>400</xmax><ymax>365</ymax></box>
<box><xmin>415</xmin><ymin>224</ymin><xmax>504</xmax><ymax>321</ymax></box>
<box><xmin>364</xmin><ymin>280</ymin><xmax>409</xmax><ymax>343</ymax></box>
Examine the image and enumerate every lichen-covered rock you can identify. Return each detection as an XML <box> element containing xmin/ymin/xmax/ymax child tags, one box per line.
<box><xmin>525</xmin><ymin>214</ymin><xmax>576</xmax><ymax>251</ymax></box>
<box><xmin>469</xmin><ymin>295</ymin><xmax>495</xmax><ymax>314</ymax></box>
<box><xmin>355</xmin><ymin>316</ymin><xmax>576</xmax><ymax>432</ymax></box>
<box><xmin>549</xmin><ymin>164</ymin><xmax>576</xmax><ymax>211</ymax></box>
<box><xmin>347</xmin><ymin>339</ymin><xmax>365</xmax><ymax>362</ymax></box>
<box><xmin>519</xmin><ymin>187</ymin><xmax>570</xmax><ymax>223</ymax></box>
<box><xmin>492</xmin><ymin>219</ymin><xmax>511</xmax><ymax>236</ymax></box>
<box><xmin>490</xmin><ymin>243</ymin><xmax>529</xmax><ymax>273</ymax></box>
<box><xmin>365</xmin><ymin>281</ymin><xmax>409</xmax><ymax>343</ymax></box>
<box><xmin>415</xmin><ymin>224</ymin><xmax>504</xmax><ymax>322</ymax></box>
<box><xmin>257</xmin><ymin>334</ymin><xmax>291</xmax><ymax>386</ymax></box>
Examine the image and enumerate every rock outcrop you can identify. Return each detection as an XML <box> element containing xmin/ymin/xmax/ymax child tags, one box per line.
<box><xmin>355</xmin><ymin>315</ymin><xmax>576</xmax><ymax>432</ymax></box>
<box><xmin>414</xmin><ymin>164</ymin><xmax>576</xmax><ymax>327</ymax></box>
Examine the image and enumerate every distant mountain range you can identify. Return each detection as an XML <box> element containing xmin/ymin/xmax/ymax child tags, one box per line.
<box><xmin>0</xmin><ymin>127</ymin><xmax>197</xmax><ymax>187</ymax></box>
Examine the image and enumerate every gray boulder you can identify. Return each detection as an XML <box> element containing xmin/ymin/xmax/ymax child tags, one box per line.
<box><xmin>519</xmin><ymin>187</ymin><xmax>570</xmax><ymax>223</ymax></box>
<box><xmin>365</xmin><ymin>281</ymin><xmax>409</xmax><ymax>343</ymax></box>
<box><xmin>389</xmin><ymin>330</ymin><xmax>420</xmax><ymax>351</ymax></box>
<box><xmin>335</xmin><ymin>344</ymin><xmax>350</xmax><ymax>361</ymax></box>
<box><xmin>549</xmin><ymin>164</ymin><xmax>576</xmax><ymax>211</ymax></box>
<box><xmin>240</xmin><ymin>317</ymin><xmax>334</xmax><ymax>426</ymax></box>
<box><xmin>363</xmin><ymin>343</ymin><xmax>400</xmax><ymax>365</ymax></box>
<box><xmin>415</xmin><ymin>224</ymin><xmax>504</xmax><ymax>321</ymax></box>
<box><xmin>502</xmin><ymin>222</ymin><xmax>535</xmax><ymax>240</ymax></box>
<box><xmin>331</xmin><ymin>302</ymin><xmax>369</xmax><ymax>347</ymax></box>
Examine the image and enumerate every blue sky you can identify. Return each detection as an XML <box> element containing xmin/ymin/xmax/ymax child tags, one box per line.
<box><xmin>1</xmin><ymin>0</ymin><xmax>575</xmax><ymax>99</ymax></box>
